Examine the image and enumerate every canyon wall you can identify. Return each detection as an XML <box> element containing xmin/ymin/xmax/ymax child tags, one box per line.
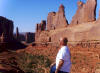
<box><xmin>35</xmin><ymin>0</ymin><xmax>100</xmax><ymax>44</ymax></box>
<box><xmin>70</xmin><ymin>0</ymin><xmax>97</xmax><ymax>25</ymax></box>
<box><xmin>47</xmin><ymin>4</ymin><xmax>68</xmax><ymax>30</ymax></box>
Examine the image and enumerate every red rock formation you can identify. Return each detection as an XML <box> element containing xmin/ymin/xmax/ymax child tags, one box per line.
<box><xmin>36</xmin><ymin>24</ymin><xmax>38</xmax><ymax>32</ymax></box>
<box><xmin>16</xmin><ymin>27</ymin><xmax>19</xmax><ymax>40</ymax></box>
<box><xmin>99</xmin><ymin>10</ymin><xmax>100</xmax><ymax>16</ymax></box>
<box><xmin>96</xmin><ymin>10</ymin><xmax>100</xmax><ymax>23</ymax></box>
<box><xmin>47</xmin><ymin>4</ymin><xmax>68</xmax><ymax>30</ymax></box>
<box><xmin>37</xmin><ymin>24</ymin><xmax>42</xmax><ymax>32</ymax></box>
<box><xmin>0</xmin><ymin>16</ymin><xmax>13</xmax><ymax>38</ymax></box>
<box><xmin>0</xmin><ymin>32</ymin><xmax>10</xmax><ymax>42</ymax></box>
<box><xmin>25</xmin><ymin>32</ymin><xmax>35</xmax><ymax>43</ymax></box>
<box><xmin>35</xmin><ymin>20</ymin><xmax>46</xmax><ymax>42</ymax></box>
<box><xmin>41</xmin><ymin>20</ymin><xmax>46</xmax><ymax>31</ymax></box>
<box><xmin>70</xmin><ymin>0</ymin><xmax>97</xmax><ymax>25</ymax></box>
<box><xmin>0</xmin><ymin>16</ymin><xmax>14</xmax><ymax>42</ymax></box>
<box><xmin>36</xmin><ymin>20</ymin><xmax>46</xmax><ymax>32</ymax></box>
<box><xmin>98</xmin><ymin>10</ymin><xmax>100</xmax><ymax>20</ymax></box>
<box><xmin>47</xmin><ymin>12</ymin><xmax>56</xmax><ymax>30</ymax></box>
<box><xmin>0</xmin><ymin>16</ymin><xmax>26</xmax><ymax>51</ymax></box>
<box><xmin>35</xmin><ymin>0</ymin><xmax>99</xmax><ymax>44</ymax></box>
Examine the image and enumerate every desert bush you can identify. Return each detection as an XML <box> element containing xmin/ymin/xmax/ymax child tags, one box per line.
<box><xmin>16</xmin><ymin>52</ymin><xmax>51</xmax><ymax>73</ymax></box>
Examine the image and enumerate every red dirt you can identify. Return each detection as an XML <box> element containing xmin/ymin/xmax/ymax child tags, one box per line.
<box><xmin>24</xmin><ymin>44</ymin><xmax>100</xmax><ymax>73</ymax></box>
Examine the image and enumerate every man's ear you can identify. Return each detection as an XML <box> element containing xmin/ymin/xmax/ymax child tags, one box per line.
<box><xmin>60</xmin><ymin>59</ymin><xmax>64</xmax><ymax>63</ymax></box>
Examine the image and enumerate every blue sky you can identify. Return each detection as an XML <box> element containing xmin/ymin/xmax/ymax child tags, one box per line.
<box><xmin>0</xmin><ymin>0</ymin><xmax>100</xmax><ymax>32</ymax></box>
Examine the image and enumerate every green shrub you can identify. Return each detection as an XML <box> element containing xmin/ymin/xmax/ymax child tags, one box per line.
<box><xmin>16</xmin><ymin>52</ymin><xmax>51</xmax><ymax>73</ymax></box>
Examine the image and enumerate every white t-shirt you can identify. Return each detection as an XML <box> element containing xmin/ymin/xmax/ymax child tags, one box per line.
<box><xmin>56</xmin><ymin>46</ymin><xmax>71</xmax><ymax>72</ymax></box>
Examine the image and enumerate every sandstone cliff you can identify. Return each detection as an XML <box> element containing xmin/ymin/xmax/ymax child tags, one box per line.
<box><xmin>47</xmin><ymin>4</ymin><xmax>68</xmax><ymax>30</ymax></box>
<box><xmin>0</xmin><ymin>16</ymin><xmax>26</xmax><ymax>51</ymax></box>
<box><xmin>97</xmin><ymin>10</ymin><xmax>100</xmax><ymax>22</ymax></box>
<box><xmin>35</xmin><ymin>0</ymin><xmax>100</xmax><ymax>44</ymax></box>
<box><xmin>0</xmin><ymin>16</ymin><xmax>14</xmax><ymax>42</ymax></box>
<box><xmin>0</xmin><ymin>16</ymin><xmax>13</xmax><ymax>37</ymax></box>
<box><xmin>70</xmin><ymin>0</ymin><xmax>97</xmax><ymax>25</ymax></box>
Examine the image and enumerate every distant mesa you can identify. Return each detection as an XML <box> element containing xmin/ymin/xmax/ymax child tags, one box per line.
<box><xmin>25</xmin><ymin>32</ymin><xmax>35</xmax><ymax>43</ymax></box>
<box><xmin>0</xmin><ymin>16</ymin><xmax>26</xmax><ymax>52</ymax></box>
<box><xmin>0</xmin><ymin>16</ymin><xmax>14</xmax><ymax>43</ymax></box>
<box><xmin>16</xmin><ymin>27</ymin><xmax>19</xmax><ymax>40</ymax></box>
<box><xmin>14</xmin><ymin>31</ymin><xmax>35</xmax><ymax>44</ymax></box>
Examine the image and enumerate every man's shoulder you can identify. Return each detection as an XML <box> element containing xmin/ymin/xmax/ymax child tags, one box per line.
<box><xmin>61</xmin><ymin>46</ymin><xmax>68</xmax><ymax>50</ymax></box>
<box><xmin>61</xmin><ymin>46</ymin><xmax>69</xmax><ymax>52</ymax></box>
<box><xmin>61</xmin><ymin>46</ymin><xmax>68</xmax><ymax>52</ymax></box>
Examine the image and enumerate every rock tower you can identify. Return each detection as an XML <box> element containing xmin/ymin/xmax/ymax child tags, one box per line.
<box><xmin>70</xmin><ymin>0</ymin><xmax>97</xmax><ymax>25</ymax></box>
<box><xmin>47</xmin><ymin>4</ymin><xmax>68</xmax><ymax>30</ymax></box>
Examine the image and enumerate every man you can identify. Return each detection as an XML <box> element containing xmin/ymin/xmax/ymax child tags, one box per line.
<box><xmin>50</xmin><ymin>37</ymin><xmax>71</xmax><ymax>73</ymax></box>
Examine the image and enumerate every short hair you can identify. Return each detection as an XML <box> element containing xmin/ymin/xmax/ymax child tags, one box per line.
<box><xmin>60</xmin><ymin>37</ymin><xmax>68</xmax><ymax>45</ymax></box>
<box><xmin>63</xmin><ymin>37</ymin><xmax>68</xmax><ymax>45</ymax></box>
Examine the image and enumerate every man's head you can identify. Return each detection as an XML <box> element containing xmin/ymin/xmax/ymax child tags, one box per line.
<box><xmin>59</xmin><ymin>37</ymin><xmax>68</xmax><ymax>46</ymax></box>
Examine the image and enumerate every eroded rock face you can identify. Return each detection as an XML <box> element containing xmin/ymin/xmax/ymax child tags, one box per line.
<box><xmin>70</xmin><ymin>0</ymin><xmax>97</xmax><ymax>25</ymax></box>
<box><xmin>16</xmin><ymin>27</ymin><xmax>19</xmax><ymax>40</ymax></box>
<box><xmin>34</xmin><ymin>0</ymin><xmax>99</xmax><ymax>44</ymax></box>
<box><xmin>98</xmin><ymin>10</ymin><xmax>100</xmax><ymax>21</ymax></box>
<box><xmin>36</xmin><ymin>20</ymin><xmax>46</xmax><ymax>32</ymax></box>
<box><xmin>99</xmin><ymin>10</ymin><xmax>100</xmax><ymax>18</ymax></box>
<box><xmin>25</xmin><ymin>32</ymin><xmax>35</xmax><ymax>43</ymax></box>
<box><xmin>0</xmin><ymin>16</ymin><xmax>26</xmax><ymax>51</ymax></box>
<box><xmin>35</xmin><ymin>20</ymin><xmax>46</xmax><ymax>42</ymax></box>
<box><xmin>47</xmin><ymin>4</ymin><xmax>68</xmax><ymax>30</ymax></box>
<box><xmin>0</xmin><ymin>16</ymin><xmax>14</xmax><ymax>42</ymax></box>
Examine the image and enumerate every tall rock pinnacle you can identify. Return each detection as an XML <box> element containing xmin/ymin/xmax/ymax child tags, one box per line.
<box><xmin>47</xmin><ymin>4</ymin><xmax>68</xmax><ymax>30</ymax></box>
<box><xmin>70</xmin><ymin>0</ymin><xmax>97</xmax><ymax>25</ymax></box>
